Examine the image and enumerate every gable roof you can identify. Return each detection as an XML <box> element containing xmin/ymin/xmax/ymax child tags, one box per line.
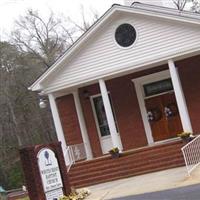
<box><xmin>29</xmin><ymin>2</ymin><xmax>200</xmax><ymax>92</ymax></box>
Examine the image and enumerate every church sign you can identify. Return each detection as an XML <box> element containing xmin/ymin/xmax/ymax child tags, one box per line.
<box><xmin>37</xmin><ymin>148</ymin><xmax>64</xmax><ymax>200</ymax></box>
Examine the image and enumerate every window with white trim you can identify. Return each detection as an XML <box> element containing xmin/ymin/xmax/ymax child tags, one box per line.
<box><xmin>92</xmin><ymin>94</ymin><xmax>118</xmax><ymax>137</ymax></box>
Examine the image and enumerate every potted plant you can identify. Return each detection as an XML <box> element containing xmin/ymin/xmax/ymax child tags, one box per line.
<box><xmin>177</xmin><ymin>132</ymin><xmax>193</xmax><ymax>143</ymax></box>
<box><xmin>59</xmin><ymin>188</ymin><xmax>90</xmax><ymax>200</ymax></box>
<box><xmin>109</xmin><ymin>147</ymin><xmax>120</xmax><ymax>158</ymax></box>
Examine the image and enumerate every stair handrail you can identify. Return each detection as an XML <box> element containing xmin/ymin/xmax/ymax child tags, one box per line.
<box><xmin>65</xmin><ymin>146</ymin><xmax>75</xmax><ymax>172</ymax></box>
<box><xmin>181</xmin><ymin>134</ymin><xmax>200</xmax><ymax>176</ymax></box>
<box><xmin>65</xmin><ymin>143</ymin><xmax>87</xmax><ymax>172</ymax></box>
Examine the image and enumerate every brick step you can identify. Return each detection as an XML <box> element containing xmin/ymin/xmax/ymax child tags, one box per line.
<box><xmin>69</xmin><ymin>154</ymin><xmax>184</xmax><ymax>181</ymax></box>
<box><xmin>71</xmin><ymin>162</ymin><xmax>184</xmax><ymax>188</ymax></box>
<box><xmin>69</xmin><ymin>152</ymin><xmax>184</xmax><ymax>179</ymax></box>
<box><xmin>73</xmin><ymin>141</ymin><xmax>183</xmax><ymax>168</ymax></box>
<box><xmin>69</xmin><ymin>144</ymin><xmax>183</xmax><ymax>174</ymax></box>
<box><xmin>70</xmin><ymin>158</ymin><xmax>184</xmax><ymax>188</ymax></box>
<box><xmin>69</xmin><ymin>148</ymin><xmax>183</xmax><ymax>177</ymax></box>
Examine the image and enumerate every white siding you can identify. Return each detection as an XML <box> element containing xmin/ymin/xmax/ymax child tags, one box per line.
<box><xmin>43</xmin><ymin>13</ymin><xmax>200</xmax><ymax>92</ymax></box>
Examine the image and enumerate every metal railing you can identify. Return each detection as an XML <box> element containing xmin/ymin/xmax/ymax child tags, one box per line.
<box><xmin>64</xmin><ymin>143</ymin><xmax>87</xmax><ymax>172</ymax></box>
<box><xmin>65</xmin><ymin>146</ymin><xmax>75</xmax><ymax>172</ymax></box>
<box><xmin>181</xmin><ymin>135</ymin><xmax>200</xmax><ymax>176</ymax></box>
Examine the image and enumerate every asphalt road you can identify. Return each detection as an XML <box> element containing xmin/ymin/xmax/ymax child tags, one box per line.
<box><xmin>111</xmin><ymin>184</ymin><xmax>200</xmax><ymax>200</ymax></box>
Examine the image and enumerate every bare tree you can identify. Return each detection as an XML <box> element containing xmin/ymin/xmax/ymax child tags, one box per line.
<box><xmin>11</xmin><ymin>8</ymin><xmax>99</xmax><ymax>68</ymax></box>
<box><xmin>1</xmin><ymin>8</ymin><xmax>99</xmax><ymax>189</ymax></box>
<box><xmin>173</xmin><ymin>0</ymin><xmax>189</xmax><ymax>10</ymax></box>
<box><xmin>191</xmin><ymin>0</ymin><xmax>200</xmax><ymax>12</ymax></box>
<box><xmin>11</xmin><ymin>10</ymin><xmax>75</xmax><ymax>68</ymax></box>
<box><xmin>0</xmin><ymin>41</ymin><xmax>56</xmax><ymax>188</ymax></box>
<box><xmin>67</xmin><ymin>5</ymin><xmax>99</xmax><ymax>32</ymax></box>
<box><xmin>172</xmin><ymin>0</ymin><xmax>200</xmax><ymax>11</ymax></box>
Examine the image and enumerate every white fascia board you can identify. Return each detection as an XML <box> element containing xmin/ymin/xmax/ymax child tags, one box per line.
<box><xmin>118</xmin><ymin>6</ymin><xmax>200</xmax><ymax>25</ymax></box>
<box><xmin>29</xmin><ymin>4</ymin><xmax>200</xmax><ymax>92</ymax></box>
<box><xmin>28</xmin><ymin>83</ymin><xmax>42</xmax><ymax>91</ymax></box>
<box><xmin>42</xmin><ymin>46</ymin><xmax>200</xmax><ymax>95</ymax></box>
<box><xmin>132</xmin><ymin>2</ymin><xmax>200</xmax><ymax>19</ymax></box>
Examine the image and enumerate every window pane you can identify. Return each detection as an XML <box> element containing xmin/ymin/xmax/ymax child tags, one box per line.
<box><xmin>100</xmin><ymin>125</ymin><xmax>110</xmax><ymax>137</ymax></box>
<box><xmin>93</xmin><ymin>94</ymin><xmax>118</xmax><ymax>137</ymax></box>
<box><xmin>93</xmin><ymin>96</ymin><xmax>110</xmax><ymax>137</ymax></box>
<box><xmin>143</xmin><ymin>78</ymin><xmax>173</xmax><ymax>97</ymax></box>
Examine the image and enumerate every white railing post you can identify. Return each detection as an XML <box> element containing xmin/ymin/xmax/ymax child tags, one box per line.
<box><xmin>66</xmin><ymin>143</ymin><xmax>87</xmax><ymax>172</ymax></box>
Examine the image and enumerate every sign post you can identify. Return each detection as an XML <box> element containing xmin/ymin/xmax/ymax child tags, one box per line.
<box><xmin>38</xmin><ymin>148</ymin><xmax>64</xmax><ymax>200</ymax></box>
<box><xmin>20</xmin><ymin>142</ymin><xmax>71</xmax><ymax>200</ymax></box>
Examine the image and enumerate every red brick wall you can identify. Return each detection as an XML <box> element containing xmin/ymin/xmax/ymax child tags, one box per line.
<box><xmin>56</xmin><ymin>94</ymin><xmax>83</xmax><ymax>145</ymax></box>
<box><xmin>106</xmin><ymin>75</ymin><xmax>147</xmax><ymax>150</ymax></box>
<box><xmin>177</xmin><ymin>55</ymin><xmax>200</xmax><ymax>133</ymax></box>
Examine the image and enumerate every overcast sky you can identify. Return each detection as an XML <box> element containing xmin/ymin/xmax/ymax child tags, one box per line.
<box><xmin>0</xmin><ymin>0</ymin><xmax>123</xmax><ymax>38</ymax></box>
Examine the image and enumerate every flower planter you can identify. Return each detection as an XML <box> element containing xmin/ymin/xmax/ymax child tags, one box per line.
<box><xmin>109</xmin><ymin>147</ymin><xmax>120</xmax><ymax>158</ymax></box>
<box><xmin>181</xmin><ymin>136</ymin><xmax>194</xmax><ymax>143</ymax></box>
<box><xmin>111</xmin><ymin>152</ymin><xmax>120</xmax><ymax>159</ymax></box>
<box><xmin>178</xmin><ymin>132</ymin><xmax>194</xmax><ymax>144</ymax></box>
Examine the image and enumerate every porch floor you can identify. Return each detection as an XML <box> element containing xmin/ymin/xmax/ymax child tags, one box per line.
<box><xmin>68</xmin><ymin>139</ymin><xmax>185</xmax><ymax>188</ymax></box>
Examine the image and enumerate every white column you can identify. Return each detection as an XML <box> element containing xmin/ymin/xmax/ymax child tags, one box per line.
<box><xmin>168</xmin><ymin>59</ymin><xmax>193</xmax><ymax>133</ymax></box>
<box><xmin>48</xmin><ymin>94</ymin><xmax>68</xmax><ymax>157</ymax></box>
<box><xmin>98</xmin><ymin>79</ymin><xmax>123</xmax><ymax>150</ymax></box>
<box><xmin>73</xmin><ymin>91</ymin><xmax>93</xmax><ymax>160</ymax></box>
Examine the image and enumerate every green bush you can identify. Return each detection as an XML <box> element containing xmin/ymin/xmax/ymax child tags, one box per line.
<box><xmin>7</xmin><ymin>161</ymin><xmax>24</xmax><ymax>189</ymax></box>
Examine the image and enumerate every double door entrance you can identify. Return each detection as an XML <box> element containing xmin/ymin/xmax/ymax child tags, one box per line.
<box><xmin>145</xmin><ymin>92</ymin><xmax>182</xmax><ymax>142</ymax></box>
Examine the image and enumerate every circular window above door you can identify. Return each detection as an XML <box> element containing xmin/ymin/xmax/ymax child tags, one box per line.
<box><xmin>115</xmin><ymin>23</ymin><xmax>136</xmax><ymax>47</ymax></box>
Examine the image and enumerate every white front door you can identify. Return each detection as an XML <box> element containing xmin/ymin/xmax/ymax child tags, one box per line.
<box><xmin>91</xmin><ymin>94</ymin><xmax>118</xmax><ymax>154</ymax></box>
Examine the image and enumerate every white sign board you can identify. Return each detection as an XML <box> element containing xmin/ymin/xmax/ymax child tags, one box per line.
<box><xmin>37</xmin><ymin>148</ymin><xmax>64</xmax><ymax>199</ymax></box>
<box><xmin>45</xmin><ymin>188</ymin><xmax>63</xmax><ymax>200</ymax></box>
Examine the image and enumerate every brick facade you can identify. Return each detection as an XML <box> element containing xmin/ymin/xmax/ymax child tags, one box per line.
<box><xmin>177</xmin><ymin>55</ymin><xmax>200</xmax><ymax>133</ymax></box>
<box><xmin>56</xmin><ymin>55</ymin><xmax>200</xmax><ymax>158</ymax></box>
<box><xmin>56</xmin><ymin>95</ymin><xmax>83</xmax><ymax>145</ymax></box>
<box><xmin>106</xmin><ymin>75</ymin><xmax>147</xmax><ymax>150</ymax></box>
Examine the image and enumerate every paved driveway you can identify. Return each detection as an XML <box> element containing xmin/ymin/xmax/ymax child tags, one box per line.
<box><xmin>86</xmin><ymin>166</ymin><xmax>200</xmax><ymax>200</ymax></box>
<box><xmin>111</xmin><ymin>184</ymin><xmax>200</xmax><ymax>200</ymax></box>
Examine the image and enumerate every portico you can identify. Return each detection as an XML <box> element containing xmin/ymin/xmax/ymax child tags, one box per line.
<box><xmin>45</xmin><ymin>54</ymin><xmax>197</xmax><ymax>163</ymax></box>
